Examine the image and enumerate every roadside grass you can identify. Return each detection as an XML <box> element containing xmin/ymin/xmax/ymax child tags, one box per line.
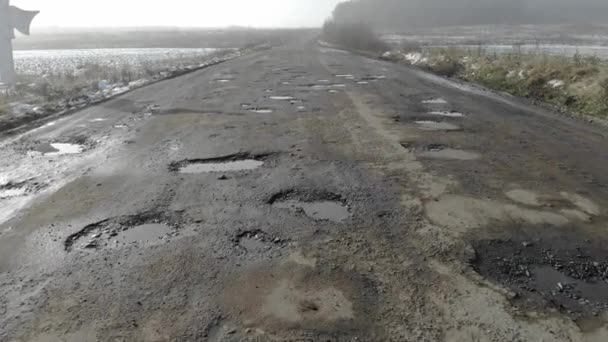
<box><xmin>390</xmin><ymin>48</ymin><xmax>608</xmax><ymax>120</ymax></box>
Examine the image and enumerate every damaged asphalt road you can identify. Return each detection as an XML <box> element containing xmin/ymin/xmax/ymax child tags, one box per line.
<box><xmin>2</xmin><ymin>37</ymin><xmax>608</xmax><ymax>341</ymax></box>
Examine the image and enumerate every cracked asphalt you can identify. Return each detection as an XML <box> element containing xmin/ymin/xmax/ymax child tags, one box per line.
<box><xmin>2</xmin><ymin>36</ymin><xmax>608</xmax><ymax>341</ymax></box>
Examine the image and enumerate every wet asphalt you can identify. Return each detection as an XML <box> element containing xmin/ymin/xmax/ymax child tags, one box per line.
<box><xmin>2</xmin><ymin>37</ymin><xmax>608</xmax><ymax>341</ymax></box>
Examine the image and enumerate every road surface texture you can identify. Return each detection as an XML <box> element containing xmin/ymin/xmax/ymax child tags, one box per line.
<box><xmin>1</xmin><ymin>38</ymin><xmax>608</xmax><ymax>341</ymax></box>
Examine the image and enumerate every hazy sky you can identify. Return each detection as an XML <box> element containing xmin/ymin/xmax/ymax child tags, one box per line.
<box><xmin>12</xmin><ymin>0</ymin><xmax>345</xmax><ymax>28</ymax></box>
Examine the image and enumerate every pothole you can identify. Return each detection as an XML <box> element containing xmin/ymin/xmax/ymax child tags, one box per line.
<box><xmin>249</xmin><ymin>108</ymin><xmax>273</xmax><ymax>114</ymax></box>
<box><xmin>472</xmin><ymin>238</ymin><xmax>608</xmax><ymax>319</ymax></box>
<box><xmin>422</xmin><ymin>98</ymin><xmax>448</xmax><ymax>104</ymax></box>
<box><xmin>169</xmin><ymin>153</ymin><xmax>270</xmax><ymax>174</ymax></box>
<box><xmin>419</xmin><ymin>148</ymin><xmax>480</xmax><ymax>161</ymax></box>
<box><xmin>269</xmin><ymin>190</ymin><xmax>351</xmax><ymax>223</ymax></box>
<box><xmin>232</xmin><ymin>229</ymin><xmax>286</xmax><ymax>252</ymax></box>
<box><xmin>64</xmin><ymin>211</ymin><xmax>184</xmax><ymax>252</ymax></box>
<box><xmin>415</xmin><ymin>121</ymin><xmax>461</xmax><ymax>131</ymax></box>
<box><xmin>428</xmin><ymin>111</ymin><xmax>465</xmax><ymax>118</ymax></box>
<box><xmin>32</xmin><ymin>136</ymin><xmax>94</xmax><ymax>155</ymax></box>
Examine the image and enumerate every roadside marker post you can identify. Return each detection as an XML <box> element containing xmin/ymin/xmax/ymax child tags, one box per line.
<box><xmin>0</xmin><ymin>0</ymin><xmax>39</xmax><ymax>86</ymax></box>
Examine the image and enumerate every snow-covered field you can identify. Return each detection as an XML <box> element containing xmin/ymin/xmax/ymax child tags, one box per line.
<box><xmin>14</xmin><ymin>48</ymin><xmax>223</xmax><ymax>76</ymax></box>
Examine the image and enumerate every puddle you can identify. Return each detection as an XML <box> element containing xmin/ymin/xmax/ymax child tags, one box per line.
<box><xmin>415</xmin><ymin>121</ymin><xmax>461</xmax><ymax>131</ymax></box>
<box><xmin>428</xmin><ymin>111</ymin><xmax>465</xmax><ymax>118</ymax></box>
<box><xmin>36</xmin><ymin>143</ymin><xmax>84</xmax><ymax>155</ymax></box>
<box><xmin>420</xmin><ymin>149</ymin><xmax>479</xmax><ymax>160</ymax></box>
<box><xmin>179</xmin><ymin>160</ymin><xmax>263</xmax><ymax>174</ymax></box>
<box><xmin>269</xmin><ymin>96</ymin><xmax>294</xmax><ymax>100</ymax></box>
<box><xmin>472</xmin><ymin>238</ymin><xmax>608</xmax><ymax>318</ymax></box>
<box><xmin>532</xmin><ymin>266</ymin><xmax>608</xmax><ymax>304</ymax></box>
<box><xmin>250</xmin><ymin>108</ymin><xmax>273</xmax><ymax>114</ymax></box>
<box><xmin>273</xmin><ymin>200</ymin><xmax>350</xmax><ymax>223</ymax></box>
<box><xmin>64</xmin><ymin>212</ymin><xmax>183</xmax><ymax>251</ymax></box>
<box><xmin>113</xmin><ymin>224</ymin><xmax>172</xmax><ymax>245</ymax></box>
<box><xmin>171</xmin><ymin>153</ymin><xmax>268</xmax><ymax>174</ymax></box>
<box><xmin>422</xmin><ymin>98</ymin><xmax>448</xmax><ymax>104</ymax></box>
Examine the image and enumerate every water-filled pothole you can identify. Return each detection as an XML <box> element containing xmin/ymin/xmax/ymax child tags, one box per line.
<box><xmin>415</xmin><ymin>121</ymin><xmax>461</xmax><ymax>131</ymax></box>
<box><xmin>472</xmin><ymin>238</ymin><xmax>608</xmax><ymax>319</ymax></box>
<box><xmin>35</xmin><ymin>143</ymin><xmax>84</xmax><ymax>155</ymax></box>
<box><xmin>428</xmin><ymin>111</ymin><xmax>465</xmax><ymax>118</ymax></box>
<box><xmin>170</xmin><ymin>153</ymin><xmax>270</xmax><ymax>174</ymax></box>
<box><xmin>249</xmin><ymin>108</ymin><xmax>273</xmax><ymax>114</ymax></box>
<box><xmin>422</xmin><ymin>98</ymin><xmax>448</xmax><ymax>104</ymax></box>
<box><xmin>269</xmin><ymin>190</ymin><xmax>351</xmax><ymax>223</ymax></box>
<box><xmin>64</xmin><ymin>211</ymin><xmax>184</xmax><ymax>251</ymax></box>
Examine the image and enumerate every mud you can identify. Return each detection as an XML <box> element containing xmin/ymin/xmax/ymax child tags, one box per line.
<box><xmin>472</xmin><ymin>237</ymin><xmax>608</xmax><ymax>319</ymax></box>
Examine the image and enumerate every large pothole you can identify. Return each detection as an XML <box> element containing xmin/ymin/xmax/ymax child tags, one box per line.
<box><xmin>31</xmin><ymin>135</ymin><xmax>95</xmax><ymax>156</ymax></box>
<box><xmin>169</xmin><ymin>153</ymin><xmax>271</xmax><ymax>174</ymax></box>
<box><xmin>269</xmin><ymin>190</ymin><xmax>351</xmax><ymax>223</ymax></box>
<box><xmin>64</xmin><ymin>211</ymin><xmax>185</xmax><ymax>252</ymax></box>
<box><xmin>471</xmin><ymin>238</ymin><xmax>608</xmax><ymax>319</ymax></box>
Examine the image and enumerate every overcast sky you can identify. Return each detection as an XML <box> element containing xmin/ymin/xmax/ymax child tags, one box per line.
<box><xmin>12</xmin><ymin>0</ymin><xmax>345</xmax><ymax>28</ymax></box>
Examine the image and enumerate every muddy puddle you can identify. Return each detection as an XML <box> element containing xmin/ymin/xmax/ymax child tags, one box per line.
<box><xmin>422</xmin><ymin>98</ymin><xmax>448</xmax><ymax>104</ymax></box>
<box><xmin>472</xmin><ymin>238</ymin><xmax>608</xmax><ymax>318</ymax></box>
<box><xmin>415</xmin><ymin>121</ymin><xmax>461</xmax><ymax>131</ymax></box>
<box><xmin>249</xmin><ymin>108</ymin><xmax>273</xmax><ymax>114</ymax></box>
<box><xmin>170</xmin><ymin>153</ymin><xmax>269</xmax><ymax>174</ymax></box>
<box><xmin>35</xmin><ymin>143</ymin><xmax>84</xmax><ymax>155</ymax></box>
<box><xmin>178</xmin><ymin>160</ymin><xmax>263</xmax><ymax>174</ymax></box>
<box><xmin>65</xmin><ymin>212</ymin><xmax>183</xmax><ymax>251</ymax></box>
<box><xmin>428</xmin><ymin>111</ymin><xmax>465</xmax><ymax>118</ymax></box>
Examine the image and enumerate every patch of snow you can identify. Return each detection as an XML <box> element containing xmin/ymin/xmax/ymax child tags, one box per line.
<box><xmin>404</xmin><ymin>52</ymin><xmax>424</xmax><ymax>65</ymax></box>
<box><xmin>548</xmin><ymin>79</ymin><xmax>565</xmax><ymax>88</ymax></box>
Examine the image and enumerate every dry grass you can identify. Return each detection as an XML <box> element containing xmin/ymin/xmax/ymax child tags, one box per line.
<box><xmin>397</xmin><ymin>48</ymin><xmax>608</xmax><ymax>119</ymax></box>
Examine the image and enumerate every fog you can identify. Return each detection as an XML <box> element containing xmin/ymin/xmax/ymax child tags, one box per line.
<box><xmin>332</xmin><ymin>0</ymin><xmax>608</xmax><ymax>29</ymax></box>
<box><xmin>10</xmin><ymin>0</ymin><xmax>345</xmax><ymax>28</ymax></box>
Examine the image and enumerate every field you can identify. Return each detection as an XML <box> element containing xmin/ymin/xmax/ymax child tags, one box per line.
<box><xmin>0</xmin><ymin>28</ymin><xmax>303</xmax><ymax>133</ymax></box>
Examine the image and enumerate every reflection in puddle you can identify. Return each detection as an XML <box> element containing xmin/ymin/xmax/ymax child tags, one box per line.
<box><xmin>113</xmin><ymin>223</ymin><xmax>172</xmax><ymax>245</ymax></box>
<box><xmin>273</xmin><ymin>200</ymin><xmax>350</xmax><ymax>223</ymax></box>
<box><xmin>415</xmin><ymin>121</ymin><xmax>460</xmax><ymax>131</ymax></box>
<box><xmin>179</xmin><ymin>160</ymin><xmax>264</xmax><ymax>174</ymax></box>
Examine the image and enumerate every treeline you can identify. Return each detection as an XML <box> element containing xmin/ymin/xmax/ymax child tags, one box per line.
<box><xmin>331</xmin><ymin>0</ymin><xmax>608</xmax><ymax>29</ymax></box>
